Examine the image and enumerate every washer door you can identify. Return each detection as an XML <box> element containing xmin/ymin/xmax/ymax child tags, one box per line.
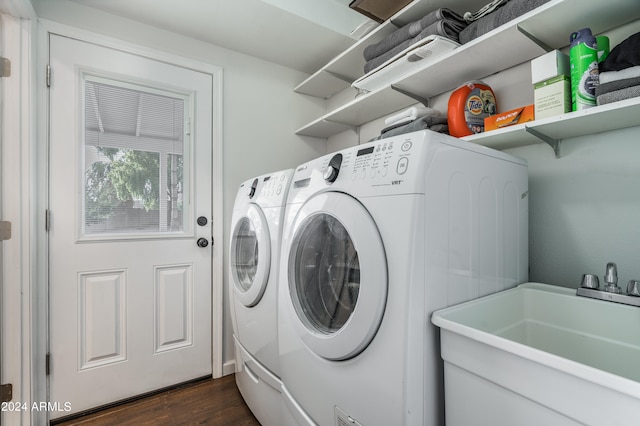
<box><xmin>287</xmin><ymin>192</ymin><xmax>387</xmax><ymax>360</ymax></box>
<box><xmin>230</xmin><ymin>204</ymin><xmax>271</xmax><ymax>307</ymax></box>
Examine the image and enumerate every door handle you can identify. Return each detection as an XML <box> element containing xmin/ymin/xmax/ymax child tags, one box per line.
<box><xmin>197</xmin><ymin>237</ymin><xmax>209</xmax><ymax>248</ymax></box>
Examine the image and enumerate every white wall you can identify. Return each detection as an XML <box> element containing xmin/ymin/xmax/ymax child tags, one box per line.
<box><xmin>327</xmin><ymin>20</ymin><xmax>640</xmax><ymax>292</ymax></box>
<box><xmin>32</xmin><ymin>0</ymin><xmax>327</xmax><ymax>370</ymax></box>
<box><xmin>506</xmin><ymin>127</ymin><xmax>640</xmax><ymax>288</ymax></box>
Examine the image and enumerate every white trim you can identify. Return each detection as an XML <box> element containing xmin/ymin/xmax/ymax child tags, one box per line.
<box><xmin>222</xmin><ymin>359</ymin><xmax>236</xmax><ymax>377</ymax></box>
<box><xmin>36</xmin><ymin>19</ymin><xmax>225</xmax><ymax>419</ymax></box>
<box><xmin>0</xmin><ymin>0</ymin><xmax>37</xmax><ymax>20</ymax></box>
<box><xmin>1</xmin><ymin>13</ymin><xmax>34</xmax><ymax>426</ymax></box>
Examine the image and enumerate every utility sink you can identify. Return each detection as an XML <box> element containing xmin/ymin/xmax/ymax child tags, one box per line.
<box><xmin>432</xmin><ymin>282</ymin><xmax>640</xmax><ymax>426</ymax></box>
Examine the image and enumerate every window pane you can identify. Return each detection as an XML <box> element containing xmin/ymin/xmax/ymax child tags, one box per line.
<box><xmin>83</xmin><ymin>78</ymin><xmax>186</xmax><ymax>235</ymax></box>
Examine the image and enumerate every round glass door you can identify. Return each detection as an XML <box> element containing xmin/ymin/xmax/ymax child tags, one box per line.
<box><xmin>230</xmin><ymin>204</ymin><xmax>271</xmax><ymax>307</ymax></box>
<box><xmin>287</xmin><ymin>192</ymin><xmax>387</xmax><ymax>360</ymax></box>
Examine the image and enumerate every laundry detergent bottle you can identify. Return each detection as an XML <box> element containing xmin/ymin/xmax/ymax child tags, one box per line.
<box><xmin>448</xmin><ymin>80</ymin><xmax>497</xmax><ymax>137</ymax></box>
<box><xmin>570</xmin><ymin>28</ymin><xmax>599</xmax><ymax>111</ymax></box>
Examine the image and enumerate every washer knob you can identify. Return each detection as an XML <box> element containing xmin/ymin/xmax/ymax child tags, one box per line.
<box><xmin>323</xmin><ymin>165</ymin><xmax>339</xmax><ymax>182</ymax></box>
<box><xmin>324</xmin><ymin>153</ymin><xmax>343</xmax><ymax>183</ymax></box>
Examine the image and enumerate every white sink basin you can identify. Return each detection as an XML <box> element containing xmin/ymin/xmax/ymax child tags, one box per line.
<box><xmin>432</xmin><ymin>282</ymin><xmax>640</xmax><ymax>426</ymax></box>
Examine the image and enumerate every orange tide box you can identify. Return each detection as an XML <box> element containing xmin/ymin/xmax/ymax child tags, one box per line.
<box><xmin>484</xmin><ymin>104</ymin><xmax>535</xmax><ymax>131</ymax></box>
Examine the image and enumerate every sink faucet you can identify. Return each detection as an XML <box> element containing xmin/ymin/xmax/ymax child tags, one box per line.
<box><xmin>604</xmin><ymin>262</ymin><xmax>621</xmax><ymax>294</ymax></box>
<box><xmin>577</xmin><ymin>261</ymin><xmax>640</xmax><ymax>307</ymax></box>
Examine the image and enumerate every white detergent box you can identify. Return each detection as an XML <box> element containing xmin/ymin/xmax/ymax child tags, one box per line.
<box><xmin>531</xmin><ymin>50</ymin><xmax>570</xmax><ymax>84</ymax></box>
<box><xmin>534</xmin><ymin>75</ymin><xmax>571</xmax><ymax>119</ymax></box>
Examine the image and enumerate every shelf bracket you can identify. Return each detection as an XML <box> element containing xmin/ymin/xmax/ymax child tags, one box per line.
<box><xmin>324</xmin><ymin>69</ymin><xmax>354</xmax><ymax>85</ymax></box>
<box><xmin>390</xmin><ymin>84</ymin><xmax>430</xmax><ymax>107</ymax></box>
<box><xmin>525</xmin><ymin>126</ymin><xmax>560</xmax><ymax>157</ymax></box>
<box><xmin>516</xmin><ymin>24</ymin><xmax>552</xmax><ymax>52</ymax></box>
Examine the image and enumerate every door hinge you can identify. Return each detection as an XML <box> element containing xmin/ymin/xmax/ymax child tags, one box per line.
<box><xmin>45</xmin><ymin>209</ymin><xmax>51</xmax><ymax>232</ymax></box>
<box><xmin>46</xmin><ymin>64</ymin><xmax>51</xmax><ymax>88</ymax></box>
<box><xmin>0</xmin><ymin>221</ymin><xmax>11</xmax><ymax>241</ymax></box>
<box><xmin>0</xmin><ymin>383</ymin><xmax>12</xmax><ymax>403</ymax></box>
<box><xmin>0</xmin><ymin>57</ymin><xmax>10</xmax><ymax>78</ymax></box>
<box><xmin>46</xmin><ymin>353</ymin><xmax>51</xmax><ymax>376</ymax></box>
<box><xmin>186</xmin><ymin>117</ymin><xmax>191</xmax><ymax>136</ymax></box>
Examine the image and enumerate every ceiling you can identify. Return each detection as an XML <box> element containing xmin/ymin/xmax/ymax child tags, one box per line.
<box><xmin>63</xmin><ymin>0</ymin><xmax>371</xmax><ymax>74</ymax></box>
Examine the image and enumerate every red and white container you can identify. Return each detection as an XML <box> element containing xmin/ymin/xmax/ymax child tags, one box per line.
<box><xmin>447</xmin><ymin>81</ymin><xmax>497</xmax><ymax>137</ymax></box>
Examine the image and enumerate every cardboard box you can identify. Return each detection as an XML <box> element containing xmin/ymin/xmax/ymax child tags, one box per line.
<box><xmin>531</xmin><ymin>50</ymin><xmax>570</xmax><ymax>84</ymax></box>
<box><xmin>349</xmin><ymin>0</ymin><xmax>412</xmax><ymax>23</ymax></box>
<box><xmin>534</xmin><ymin>75</ymin><xmax>571</xmax><ymax>119</ymax></box>
<box><xmin>484</xmin><ymin>105</ymin><xmax>535</xmax><ymax>131</ymax></box>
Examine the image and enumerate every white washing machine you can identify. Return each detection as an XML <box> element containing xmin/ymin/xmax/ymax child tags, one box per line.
<box><xmin>229</xmin><ymin>169</ymin><xmax>293</xmax><ymax>426</ymax></box>
<box><xmin>278</xmin><ymin>130</ymin><xmax>528</xmax><ymax>426</ymax></box>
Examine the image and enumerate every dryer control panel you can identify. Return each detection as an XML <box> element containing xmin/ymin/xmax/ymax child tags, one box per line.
<box><xmin>235</xmin><ymin>169</ymin><xmax>294</xmax><ymax>209</ymax></box>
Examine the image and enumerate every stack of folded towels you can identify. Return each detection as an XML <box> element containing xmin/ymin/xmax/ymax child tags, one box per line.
<box><xmin>370</xmin><ymin>106</ymin><xmax>447</xmax><ymax>141</ymax></box>
<box><xmin>458</xmin><ymin>0</ymin><xmax>551</xmax><ymax>44</ymax></box>
<box><xmin>596</xmin><ymin>32</ymin><xmax>640</xmax><ymax>106</ymax></box>
<box><xmin>362</xmin><ymin>8</ymin><xmax>467</xmax><ymax>74</ymax></box>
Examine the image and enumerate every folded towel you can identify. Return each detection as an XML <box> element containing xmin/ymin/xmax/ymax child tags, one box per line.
<box><xmin>599</xmin><ymin>66</ymin><xmax>640</xmax><ymax>84</ymax></box>
<box><xmin>371</xmin><ymin>119</ymin><xmax>449</xmax><ymax>141</ymax></box>
<box><xmin>427</xmin><ymin>123</ymin><xmax>449</xmax><ymax>134</ymax></box>
<box><xmin>595</xmin><ymin>76</ymin><xmax>640</xmax><ymax>97</ymax></box>
<box><xmin>599</xmin><ymin>32</ymin><xmax>640</xmax><ymax>73</ymax></box>
<box><xmin>364</xmin><ymin>21</ymin><xmax>462</xmax><ymax>73</ymax></box>
<box><xmin>463</xmin><ymin>0</ymin><xmax>510</xmax><ymax>22</ymax></box>
<box><xmin>459</xmin><ymin>0</ymin><xmax>550</xmax><ymax>44</ymax></box>
<box><xmin>373</xmin><ymin>115</ymin><xmax>448</xmax><ymax>140</ymax></box>
<box><xmin>596</xmin><ymin>84</ymin><xmax>640</xmax><ymax>106</ymax></box>
<box><xmin>363</xmin><ymin>8</ymin><xmax>466</xmax><ymax>61</ymax></box>
<box><xmin>385</xmin><ymin>106</ymin><xmax>441</xmax><ymax>125</ymax></box>
<box><xmin>382</xmin><ymin>114</ymin><xmax>447</xmax><ymax>134</ymax></box>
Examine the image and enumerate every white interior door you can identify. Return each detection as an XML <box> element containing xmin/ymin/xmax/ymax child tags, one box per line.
<box><xmin>48</xmin><ymin>34</ymin><xmax>213</xmax><ymax>418</ymax></box>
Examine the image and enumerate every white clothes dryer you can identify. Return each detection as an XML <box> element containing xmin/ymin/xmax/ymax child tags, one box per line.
<box><xmin>278</xmin><ymin>130</ymin><xmax>528</xmax><ymax>426</ymax></box>
<box><xmin>229</xmin><ymin>169</ymin><xmax>293</xmax><ymax>425</ymax></box>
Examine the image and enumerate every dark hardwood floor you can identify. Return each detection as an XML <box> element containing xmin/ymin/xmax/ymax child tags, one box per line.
<box><xmin>52</xmin><ymin>375</ymin><xmax>261</xmax><ymax>425</ymax></box>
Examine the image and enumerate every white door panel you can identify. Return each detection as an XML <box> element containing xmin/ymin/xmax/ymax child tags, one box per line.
<box><xmin>49</xmin><ymin>34</ymin><xmax>213</xmax><ymax>417</ymax></box>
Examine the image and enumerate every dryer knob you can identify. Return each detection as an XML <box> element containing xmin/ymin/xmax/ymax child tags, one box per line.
<box><xmin>248</xmin><ymin>178</ymin><xmax>259</xmax><ymax>198</ymax></box>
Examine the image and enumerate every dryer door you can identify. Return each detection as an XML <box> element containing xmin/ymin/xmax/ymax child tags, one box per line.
<box><xmin>286</xmin><ymin>192</ymin><xmax>387</xmax><ymax>360</ymax></box>
<box><xmin>230</xmin><ymin>204</ymin><xmax>271</xmax><ymax>307</ymax></box>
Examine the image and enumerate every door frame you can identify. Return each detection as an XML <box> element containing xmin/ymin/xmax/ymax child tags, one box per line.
<box><xmin>1</xmin><ymin>10</ymin><xmax>36</xmax><ymax>426</ymax></box>
<box><xmin>35</xmin><ymin>19</ymin><xmax>224</xmax><ymax>423</ymax></box>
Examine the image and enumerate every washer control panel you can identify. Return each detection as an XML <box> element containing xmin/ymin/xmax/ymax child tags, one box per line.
<box><xmin>289</xmin><ymin>132</ymin><xmax>433</xmax><ymax>202</ymax></box>
<box><xmin>320</xmin><ymin>137</ymin><xmax>417</xmax><ymax>185</ymax></box>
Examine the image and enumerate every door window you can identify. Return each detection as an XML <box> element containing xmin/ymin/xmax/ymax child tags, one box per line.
<box><xmin>83</xmin><ymin>76</ymin><xmax>190</xmax><ymax>237</ymax></box>
<box><xmin>291</xmin><ymin>213</ymin><xmax>360</xmax><ymax>334</ymax></box>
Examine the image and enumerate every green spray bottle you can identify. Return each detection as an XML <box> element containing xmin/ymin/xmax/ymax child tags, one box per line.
<box><xmin>570</xmin><ymin>28</ymin><xmax>599</xmax><ymax>111</ymax></box>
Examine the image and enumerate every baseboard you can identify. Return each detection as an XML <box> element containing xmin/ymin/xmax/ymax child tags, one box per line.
<box><xmin>222</xmin><ymin>360</ymin><xmax>236</xmax><ymax>377</ymax></box>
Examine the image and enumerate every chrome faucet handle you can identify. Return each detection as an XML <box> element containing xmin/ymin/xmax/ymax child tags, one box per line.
<box><xmin>604</xmin><ymin>262</ymin><xmax>621</xmax><ymax>294</ymax></box>
<box><xmin>627</xmin><ymin>280</ymin><xmax>640</xmax><ymax>297</ymax></box>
